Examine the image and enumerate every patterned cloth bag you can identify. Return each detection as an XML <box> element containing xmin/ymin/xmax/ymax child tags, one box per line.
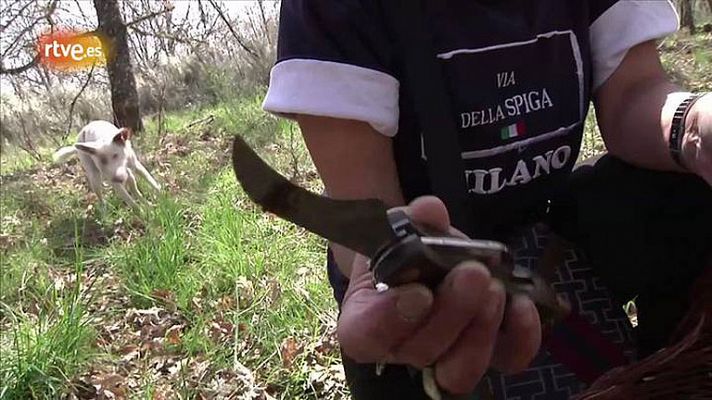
<box><xmin>483</xmin><ymin>224</ymin><xmax>637</xmax><ymax>400</ymax></box>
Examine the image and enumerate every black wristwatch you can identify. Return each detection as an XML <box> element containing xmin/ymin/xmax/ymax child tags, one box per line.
<box><xmin>669</xmin><ymin>93</ymin><xmax>704</xmax><ymax>170</ymax></box>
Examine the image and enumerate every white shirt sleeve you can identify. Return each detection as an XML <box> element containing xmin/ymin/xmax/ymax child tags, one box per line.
<box><xmin>590</xmin><ymin>0</ymin><xmax>679</xmax><ymax>90</ymax></box>
<box><xmin>263</xmin><ymin>59</ymin><xmax>400</xmax><ymax>137</ymax></box>
<box><xmin>261</xmin><ymin>0</ymin><xmax>400</xmax><ymax>137</ymax></box>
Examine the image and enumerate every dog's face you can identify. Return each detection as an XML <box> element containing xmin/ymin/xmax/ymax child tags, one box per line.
<box><xmin>75</xmin><ymin>128</ymin><xmax>132</xmax><ymax>183</ymax></box>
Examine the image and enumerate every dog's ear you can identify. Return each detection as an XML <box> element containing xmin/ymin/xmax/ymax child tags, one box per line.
<box><xmin>113</xmin><ymin>128</ymin><xmax>132</xmax><ymax>145</ymax></box>
<box><xmin>75</xmin><ymin>142</ymin><xmax>100</xmax><ymax>155</ymax></box>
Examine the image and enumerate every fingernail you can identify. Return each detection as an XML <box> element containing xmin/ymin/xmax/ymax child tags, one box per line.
<box><xmin>459</xmin><ymin>260</ymin><xmax>491</xmax><ymax>275</ymax></box>
<box><xmin>396</xmin><ymin>286</ymin><xmax>433</xmax><ymax>322</ymax></box>
<box><xmin>484</xmin><ymin>280</ymin><xmax>504</xmax><ymax>320</ymax></box>
<box><xmin>452</xmin><ymin>261</ymin><xmax>490</xmax><ymax>291</ymax></box>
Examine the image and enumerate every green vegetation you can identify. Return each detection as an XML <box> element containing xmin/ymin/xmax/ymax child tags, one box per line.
<box><xmin>1</xmin><ymin>30</ymin><xmax>710</xmax><ymax>399</ymax></box>
<box><xmin>1</xmin><ymin>94</ymin><xmax>345</xmax><ymax>399</ymax></box>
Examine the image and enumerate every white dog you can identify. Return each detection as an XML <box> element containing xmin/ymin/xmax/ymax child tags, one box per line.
<box><xmin>53</xmin><ymin>120</ymin><xmax>161</xmax><ymax>208</ymax></box>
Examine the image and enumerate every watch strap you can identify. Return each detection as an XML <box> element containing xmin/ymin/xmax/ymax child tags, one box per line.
<box><xmin>669</xmin><ymin>94</ymin><xmax>703</xmax><ymax>169</ymax></box>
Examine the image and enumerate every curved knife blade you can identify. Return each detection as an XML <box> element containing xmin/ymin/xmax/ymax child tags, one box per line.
<box><xmin>231</xmin><ymin>135</ymin><xmax>568</xmax><ymax>319</ymax></box>
<box><xmin>232</xmin><ymin>136</ymin><xmax>571</xmax><ymax>400</ymax></box>
<box><xmin>232</xmin><ymin>135</ymin><xmax>396</xmax><ymax>258</ymax></box>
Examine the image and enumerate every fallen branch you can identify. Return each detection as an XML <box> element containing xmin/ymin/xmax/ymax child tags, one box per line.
<box><xmin>184</xmin><ymin>114</ymin><xmax>215</xmax><ymax>130</ymax></box>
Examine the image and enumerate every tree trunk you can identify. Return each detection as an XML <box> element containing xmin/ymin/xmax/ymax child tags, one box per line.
<box><xmin>679</xmin><ymin>0</ymin><xmax>696</xmax><ymax>34</ymax></box>
<box><xmin>93</xmin><ymin>0</ymin><xmax>143</xmax><ymax>132</ymax></box>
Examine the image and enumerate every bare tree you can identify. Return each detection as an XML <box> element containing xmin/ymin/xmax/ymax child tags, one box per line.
<box><xmin>1</xmin><ymin>0</ymin><xmax>279</xmax><ymax>157</ymax></box>
<box><xmin>122</xmin><ymin>0</ymin><xmax>208</xmax><ymax>72</ymax></box>
<box><xmin>64</xmin><ymin>64</ymin><xmax>96</xmax><ymax>140</ymax></box>
<box><xmin>93</xmin><ymin>0</ymin><xmax>144</xmax><ymax>132</ymax></box>
<box><xmin>207</xmin><ymin>0</ymin><xmax>259</xmax><ymax>61</ymax></box>
<box><xmin>679</xmin><ymin>0</ymin><xmax>696</xmax><ymax>33</ymax></box>
<box><xmin>205</xmin><ymin>0</ymin><xmax>276</xmax><ymax>85</ymax></box>
<box><xmin>0</xmin><ymin>0</ymin><xmax>58</xmax><ymax>75</ymax></box>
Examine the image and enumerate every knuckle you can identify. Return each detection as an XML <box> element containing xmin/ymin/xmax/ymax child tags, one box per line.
<box><xmin>337</xmin><ymin>319</ymin><xmax>387</xmax><ymax>363</ymax></box>
<box><xmin>451</xmin><ymin>263</ymin><xmax>491</xmax><ymax>293</ymax></box>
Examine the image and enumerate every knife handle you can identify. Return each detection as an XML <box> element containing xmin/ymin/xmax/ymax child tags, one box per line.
<box><xmin>369</xmin><ymin>209</ymin><xmax>508</xmax><ymax>288</ymax></box>
<box><xmin>368</xmin><ymin>211</ymin><xmax>569</xmax><ymax>326</ymax></box>
<box><xmin>370</xmin><ymin>232</ymin><xmax>509</xmax><ymax>289</ymax></box>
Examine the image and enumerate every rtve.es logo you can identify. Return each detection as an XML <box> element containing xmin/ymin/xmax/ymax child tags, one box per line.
<box><xmin>37</xmin><ymin>28</ymin><xmax>109</xmax><ymax>72</ymax></box>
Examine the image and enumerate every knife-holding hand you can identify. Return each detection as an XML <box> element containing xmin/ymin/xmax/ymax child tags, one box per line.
<box><xmin>337</xmin><ymin>196</ymin><xmax>542</xmax><ymax>395</ymax></box>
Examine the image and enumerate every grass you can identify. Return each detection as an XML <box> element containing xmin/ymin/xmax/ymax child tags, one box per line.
<box><xmin>0</xmin><ymin>151</ymin><xmax>40</xmax><ymax>177</ymax></box>
<box><xmin>1</xmin><ymin>227</ymin><xmax>95</xmax><ymax>400</ymax></box>
<box><xmin>1</xmin><ymin>90</ymin><xmax>344</xmax><ymax>399</ymax></box>
<box><xmin>658</xmin><ymin>30</ymin><xmax>712</xmax><ymax>92</ymax></box>
<box><xmin>0</xmin><ymin>30</ymin><xmax>710</xmax><ymax>399</ymax></box>
<box><xmin>0</xmin><ymin>301</ymin><xmax>95</xmax><ymax>400</ymax></box>
<box><xmin>116</xmin><ymin>197</ymin><xmax>196</xmax><ymax>309</ymax></box>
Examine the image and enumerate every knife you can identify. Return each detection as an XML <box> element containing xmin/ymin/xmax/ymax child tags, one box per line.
<box><xmin>231</xmin><ymin>135</ymin><xmax>569</xmax><ymax>398</ymax></box>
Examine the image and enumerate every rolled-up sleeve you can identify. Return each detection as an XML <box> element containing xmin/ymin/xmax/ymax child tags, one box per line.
<box><xmin>263</xmin><ymin>0</ymin><xmax>400</xmax><ymax>136</ymax></box>
<box><xmin>589</xmin><ymin>0</ymin><xmax>679</xmax><ymax>90</ymax></box>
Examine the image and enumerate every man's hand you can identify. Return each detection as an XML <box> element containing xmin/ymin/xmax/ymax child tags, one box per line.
<box><xmin>336</xmin><ymin>196</ymin><xmax>542</xmax><ymax>395</ymax></box>
<box><xmin>682</xmin><ymin>93</ymin><xmax>712</xmax><ymax>186</ymax></box>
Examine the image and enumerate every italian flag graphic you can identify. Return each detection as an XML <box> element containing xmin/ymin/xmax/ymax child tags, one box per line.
<box><xmin>500</xmin><ymin>121</ymin><xmax>526</xmax><ymax>140</ymax></box>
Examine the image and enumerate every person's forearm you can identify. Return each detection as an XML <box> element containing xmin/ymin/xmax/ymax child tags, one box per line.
<box><xmin>297</xmin><ymin>115</ymin><xmax>406</xmax><ymax>277</ymax></box>
<box><xmin>597</xmin><ymin>76</ymin><xmax>690</xmax><ymax>172</ymax></box>
<box><xmin>592</xmin><ymin>40</ymin><xmax>711</xmax><ymax>174</ymax></box>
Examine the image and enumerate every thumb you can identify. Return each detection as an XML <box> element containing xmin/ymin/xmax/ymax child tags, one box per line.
<box><xmin>347</xmin><ymin>254</ymin><xmax>434</xmax><ymax>321</ymax></box>
<box><xmin>337</xmin><ymin>254</ymin><xmax>434</xmax><ymax>363</ymax></box>
<box><xmin>393</xmin><ymin>283</ymin><xmax>434</xmax><ymax>321</ymax></box>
